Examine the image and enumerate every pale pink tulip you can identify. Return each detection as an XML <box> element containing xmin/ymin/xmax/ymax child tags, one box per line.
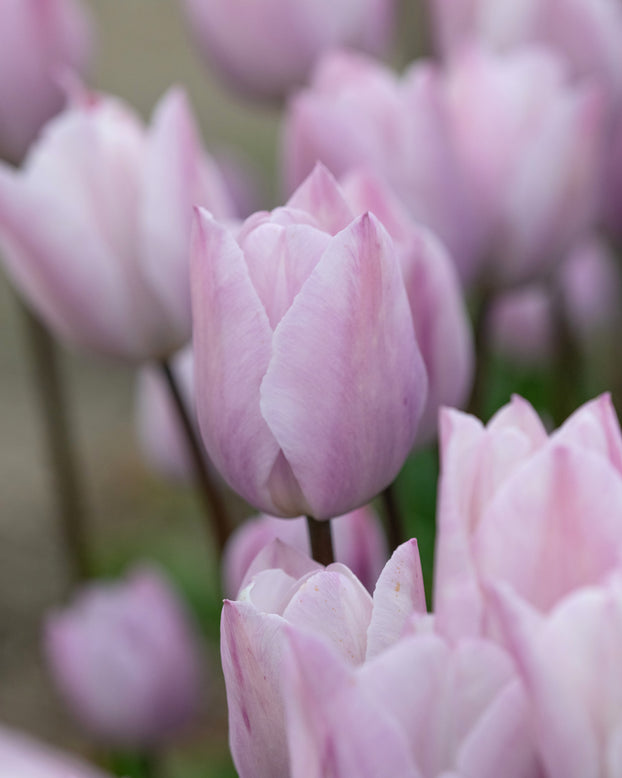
<box><xmin>441</xmin><ymin>45</ymin><xmax>605</xmax><ymax>288</ymax></box>
<box><xmin>45</xmin><ymin>565</ymin><xmax>202</xmax><ymax>746</ymax></box>
<box><xmin>492</xmin><ymin>577</ymin><xmax>622</xmax><ymax>778</ymax></box>
<box><xmin>0</xmin><ymin>0</ymin><xmax>92</xmax><ymax>164</ymax></box>
<box><xmin>0</xmin><ymin>725</ymin><xmax>110</xmax><ymax>778</ymax></box>
<box><xmin>283</xmin><ymin>51</ymin><xmax>480</xmax><ymax>278</ymax></box>
<box><xmin>179</xmin><ymin>0</ymin><xmax>397</xmax><ymax>100</ymax></box>
<box><xmin>191</xmin><ymin>164</ymin><xmax>427</xmax><ymax>519</ymax></box>
<box><xmin>222</xmin><ymin>505</ymin><xmax>388</xmax><ymax>597</ymax></box>
<box><xmin>221</xmin><ymin>539</ymin><xmax>426</xmax><ymax>778</ymax></box>
<box><xmin>434</xmin><ymin>393</ymin><xmax>622</xmax><ymax>642</ymax></box>
<box><xmin>0</xmin><ymin>86</ymin><xmax>233</xmax><ymax>360</ymax></box>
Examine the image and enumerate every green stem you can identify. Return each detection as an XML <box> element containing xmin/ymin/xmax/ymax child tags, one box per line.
<box><xmin>467</xmin><ymin>288</ymin><xmax>494</xmax><ymax>420</ymax></box>
<box><xmin>159</xmin><ymin>359</ymin><xmax>230</xmax><ymax>556</ymax></box>
<box><xmin>306</xmin><ymin>516</ymin><xmax>334</xmax><ymax>566</ymax></box>
<box><xmin>19</xmin><ymin>300</ymin><xmax>90</xmax><ymax>585</ymax></box>
<box><xmin>381</xmin><ymin>482</ymin><xmax>404</xmax><ymax>552</ymax></box>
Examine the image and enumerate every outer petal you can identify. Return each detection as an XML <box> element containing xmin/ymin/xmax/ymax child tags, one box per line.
<box><xmin>283</xmin><ymin>629</ymin><xmax>421</xmax><ymax>778</ymax></box>
<box><xmin>220</xmin><ymin>601</ymin><xmax>289</xmax><ymax>778</ymax></box>
<box><xmin>260</xmin><ymin>212</ymin><xmax>427</xmax><ymax>519</ymax></box>
<box><xmin>139</xmin><ymin>88</ymin><xmax>234</xmax><ymax>343</ymax></box>
<box><xmin>286</xmin><ymin>163</ymin><xmax>354</xmax><ymax>235</ymax></box>
<box><xmin>366</xmin><ymin>539</ymin><xmax>427</xmax><ymax>660</ymax></box>
<box><xmin>190</xmin><ymin>209</ymin><xmax>282</xmax><ymax>514</ymax></box>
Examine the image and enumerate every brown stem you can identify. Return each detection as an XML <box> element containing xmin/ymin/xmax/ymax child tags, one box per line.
<box><xmin>19</xmin><ymin>301</ymin><xmax>90</xmax><ymax>584</ymax></box>
<box><xmin>381</xmin><ymin>482</ymin><xmax>404</xmax><ymax>552</ymax></box>
<box><xmin>159</xmin><ymin>359</ymin><xmax>230</xmax><ymax>555</ymax></box>
<box><xmin>306</xmin><ymin>516</ymin><xmax>334</xmax><ymax>566</ymax></box>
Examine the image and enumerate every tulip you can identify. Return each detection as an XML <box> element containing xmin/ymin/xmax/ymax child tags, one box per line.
<box><xmin>178</xmin><ymin>0</ymin><xmax>397</xmax><ymax>100</ymax></box>
<box><xmin>135</xmin><ymin>344</ymin><xmax>196</xmax><ymax>482</ymax></box>
<box><xmin>191</xmin><ymin>164</ymin><xmax>427</xmax><ymax>519</ymax></box>
<box><xmin>441</xmin><ymin>45</ymin><xmax>605</xmax><ymax>288</ymax></box>
<box><xmin>0</xmin><ymin>0</ymin><xmax>92</xmax><ymax>165</ymax></box>
<box><xmin>492</xmin><ymin>577</ymin><xmax>622</xmax><ymax>778</ymax></box>
<box><xmin>283</xmin><ymin>51</ymin><xmax>480</xmax><ymax>279</ymax></box>
<box><xmin>221</xmin><ymin>539</ymin><xmax>427</xmax><ymax>778</ymax></box>
<box><xmin>222</xmin><ymin>505</ymin><xmax>388</xmax><ymax>597</ymax></box>
<box><xmin>430</xmin><ymin>0</ymin><xmax>622</xmax><ymax>107</ymax></box>
<box><xmin>434</xmin><ymin>393</ymin><xmax>622</xmax><ymax>642</ymax></box>
<box><xmin>0</xmin><ymin>85</ymin><xmax>233</xmax><ymax>360</ymax></box>
<box><xmin>44</xmin><ymin>565</ymin><xmax>202</xmax><ymax>746</ymax></box>
<box><xmin>0</xmin><ymin>724</ymin><xmax>111</xmax><ymax>778</ymax></box>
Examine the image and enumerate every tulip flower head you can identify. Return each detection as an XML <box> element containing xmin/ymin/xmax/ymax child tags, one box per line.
<box><xmin>191</xmin><ymin>164</ymin><xmax>427</xmax><ymax>519</ymax></box>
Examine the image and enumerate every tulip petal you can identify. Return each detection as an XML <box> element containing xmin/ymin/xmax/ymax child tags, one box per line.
<box><xmin>261</xmin><ymin>212</ymin><xmax>426</xmax><ymax>519</ymax></box>
<box><xmin>286</xmin><ymin>163</ymin><xmax>354</xmax><ymax>235</ymax></box>
<box><xmin>191</xmin><ymin>209</ymin><xmax>284</xmax><ymax>514</ymax></box>
<box><xmin>241</xmin><ymin>538</ymin><xmax>321</xmax><ymax>596</ymax></box>
<box><xmin>366</xmin><ymin>539</ymin><xmax>426</xmax><ymax>659</ymax></box>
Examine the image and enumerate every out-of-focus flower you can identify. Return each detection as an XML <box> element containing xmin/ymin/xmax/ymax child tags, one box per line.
<box><xmin>44</xmin><ymin>565</ymin><xmax>202</xmax><ymax>747</ymax></box>
<box><xmin>0</xmin><ymin>0</ymin><xmax>93</xmax><ymax>165</ymax></box>
<box><xmin>430</xmin><ymin>0</ymin><xmax>622</xmax><ymax>106</ymax></box>
<box><xmin>221</xmin><ymin>540</ymin><xmax>427</xmax><ymax>778</ymax></box>
<box><xmin>493</xmin><ymin>576</ymin><xmax>622</xmax><ymax>778</ymax></box>
<box><xmin>0</xmin><ymin>724</ymin><xmax>111</xmax><ymax>778</ymax></box>
<box><xmin>178</xmin><ymin>0</ymin><xmax>397</xmax><ymax>100</ymax></box>
<box><xmin>489</xmin><ymin>236</ymin><xmax>620</xmax><ymax>365</ymax></box>
<box><xmin>434</xmin><ymin>393</ymin><xmax>622</xmax><ymax>642</ymax></box>
<box><xmin>0</xmin><ymin>85</ymin><xmax>233</xmax><ymax>360</ymax></box>
<box><xmin>283</xmin><ymin>51</ymin><xmax>480</xmax><ymax>278</ymax></box>
<box><xmin>441</xmin><ymin>45</ymin><xmax>605</xmax><ymax>288</ymax></box>
<box><xmin>136</xmin><ymin>344</ymin><xmax>195</xmax><ymax>482</ymax></box>
<box><xmin>191</xmin><ymin>164</ymin><xmax>427</xmax><ymax>519</ymax></box>
<box><xmin>222</xmin><ymin>505</ymin><xmax>388</xmax><ymax>597</ymax></box>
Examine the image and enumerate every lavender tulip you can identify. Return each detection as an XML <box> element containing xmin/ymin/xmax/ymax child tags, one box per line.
<box><xmin>45</xmin><ymin>566</ymin><xmax>202</xmax><ymax>746</ymax></box>
<box><xmin>434</xmin><ymin>393</ymin><xmax>622</xmax><ymax>642</ymax></box>
<box><xmin>222</xmin><ymin>505</ymin><xmax>388</xmax><ymax>597</ymax></box>
<box><xmin>0</xmin><ymin>85</ymin><xmax>233</xmax><ymax>360</ymax></box>
<box><xmin>221</xmin><ymin>539</ymin><xmax>427</xmax><ymax>778</ymax></box>
<box><xmin>178</xmin><ymin>0</ymin><xmax>397</xmax><ymax>100</ymax></box>
<box><xmin>0</xmin><ymin>725</ymin><xmax>110</xmax><ymax>778</ymax></box>
<box><xmin>0</xmin><ymin>0</ymin><xmax>92</xmax><ymax>165</ymax></box>
<box><xmin>191</xmin><ymin>164</ymin><xmax>427</xmax><ymax>519</ymax></box>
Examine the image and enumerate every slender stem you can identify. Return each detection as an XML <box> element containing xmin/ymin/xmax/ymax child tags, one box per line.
<box><xmin>381</xmin><ymin>483</ymin><xmax>404</xmax><ymax>552</ymax></box>
<box><xmin>306</xmin><ymin>516</ymin><xmax>334</xmax><ymax>566</ymax></box>
<box><xmin>550</xmin><ymin>283</ymin><xmax>580</xmax><ymax>427</ymax></box>
<box><xmin>137</xmin><ymin>750</ymin><xmax>160</xmax><ymax>778</ymax></box>
<box><xmin>19</xmin><ymin>300</ymin><xmax>90</xmax><ymax>584</ymax></box>
<box><xmin>159</xmin><ymin>359</ymin><xmax>230</xmax><ymax>555</ymax></box>
<box><xmin>467</xmin><ymin>287</ymin><xmax>494</xmax><ymax>420</ymax></box>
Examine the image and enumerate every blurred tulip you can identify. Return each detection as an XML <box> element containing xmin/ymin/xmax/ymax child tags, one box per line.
<box><xmin>430</xmin><ymin>0</ymin><xmax>622</xmax><ymax>106</ymax></box>
<box><xmin>493</xmin><ymin>577</ymin><xmax>622</xmax><ymax>778</ymax></box>
<box><xmin>221</xmin><ymin>539</ymin><xmax>426</xmax><ymax>778</ymax></box>
<box><xmin>222</xmin><ymin>505</ymin><xmax>388</xmax><ymax>596</ymax></box>
<box><xmin>0</xmin><ymin>725</ymin><xmax>110</xmax><ymax>777</ymax></box>
<box><xmin>0</xmin><ymin>0</ymin><xmax>92</xmax><ymax>165</ymax></box>
<box><xmin>136</xmin><ymin>344</ymin><xmax>196</xmax><ymax>482</ymax></box>
<box><xmin>489</xmin><ymin>236</ymin><xmax>620</xmax><ymax>365</ymax></box>
<box><xmin>434</xmin><ymin>393</ymin><xmax>622</xmax><ymax>642</ymax></box>
<box><xmin>191</xmin><ymin>164</ymin><xmax>427</xmax><ymax>519</ymax></box>
<box><xmin>178</xmin><ymin>0</ymin><xmax>397</xmax><ymax>100</ymax></box>
<box><xmin>283</xmin><ymin>51</ymin><xmax>480</xmax><ymax>278</ymax></box>
<box><xmin>0</xmin><ymin>85</ymin><xmax>233</xmax><ymax>360</ymax></box>
<box><xmin>45</xmin><ymin>565</ymin><xmax>202</xmax><ymax>747</ymax></box>
<box><xmin>441</xmin><ymin>45</ymin><xmax>605</xmax><ymax>288</ymax></box>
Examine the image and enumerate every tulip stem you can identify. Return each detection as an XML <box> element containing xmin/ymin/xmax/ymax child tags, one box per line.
<box><xmin>381</xmin><ymin>483</ymin><xmax>404</xmax><ymax>552</ymax></box>
<box><xmin>467</xmin><ymin>287</ymin><xmax>494</xmax><ymax>420</ymax></box>
<box><xmin>159</xmin><ymin>359</ymin><xmax>230</xmax><ymax>556</ymax></box>
<box><xmin>19</xmin><ymin>300</ymin><xmax>90</xmax><ymax>585</ymax></box>
<box><xmin>137</xmin><ymin>750</ymin><xmax>161</xmax><ymax>778</ymax></box>
<box><xmin>306</xmin><ymin>516</ymin><xmax>334</xmax><ymax>566</ymax></box>
<box><xmin>550</xmin><ymin>283</ymin><xmax>580</xmax><ymax>426</ymax></box>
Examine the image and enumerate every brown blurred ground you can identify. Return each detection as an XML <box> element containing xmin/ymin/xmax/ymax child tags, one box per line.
<box><xmin>0</xmin><ymin>0</ymin><xmax>424</xmax><ymax>754</ymax></box>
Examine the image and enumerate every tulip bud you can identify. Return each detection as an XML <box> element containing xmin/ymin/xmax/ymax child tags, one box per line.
<box><xmin>0</xmin><ymin>0</ymin><xmax>93</xmax><ymax>165</ymax></box>
<box><xmin>0</xmin><ymin>724</ymin><xmax>111</xmax><ymax>778</ymax></box>
<box><xmin>0</xmin><ymin>85</ymin><xmax>233</xmax><ymax>360</ymax></box>
<box><xmin>44</xmin><ymin>566</ymin><xmax>202</xmax><ymax>747</ymax></box>
<box><xmin>178</xmin><ymin>0</ymin><xmax>397</xmax><ymax>100</ymax></box>
<box><xmin>191</xmin><ymin>164</ymin><xmax>427</xmax><ymax>519</ymax></box>
<box><xmin>222</xmin><ymin>505</ymin><xmax>388</xmax><ymax>597</ymax></box>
